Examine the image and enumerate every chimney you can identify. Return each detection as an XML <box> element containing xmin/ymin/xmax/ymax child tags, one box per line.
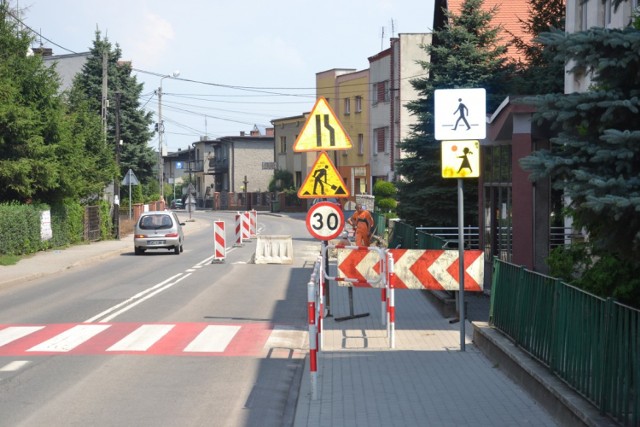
<box><xmin>240</xmin><ymin>131</ymin><xmax>245</xmax><ymax>136</ymax></box>
<box><xmin>32</xmin><ymin>47</ymin><xmax>53</xmax><ymax>57</ymax></box>
<box><xmin>265</xmin><ymin>127</ymin><xmax>274</xmax><ymax>137</ymax></box>
<box><xmin>250</xmin><ymin>130</ymin><xmax>259</xmax><ymax>136</ymax></box>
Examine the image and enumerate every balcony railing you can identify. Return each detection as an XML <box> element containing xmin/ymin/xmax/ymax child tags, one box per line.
<box><xmin>207</xmin><ymin>158</ymin><xmax>229</xmax><ymax>173</ymax></box>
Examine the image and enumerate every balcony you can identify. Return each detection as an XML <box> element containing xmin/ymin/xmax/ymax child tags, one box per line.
<box><xmin>207</xmin><ymin>157</ymin><xmax>229</xmax><ymax>174</ymax></box>
<box><xmin>187</xmin><ymin>160</ymin><xmax>204</xmax><ymax>172</ymax></box>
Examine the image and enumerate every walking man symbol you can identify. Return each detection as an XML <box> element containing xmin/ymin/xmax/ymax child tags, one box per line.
<box><xmin>453</xmin><ymin>98</ymin><xmax>471</xmax><ymax>131</ymax></box>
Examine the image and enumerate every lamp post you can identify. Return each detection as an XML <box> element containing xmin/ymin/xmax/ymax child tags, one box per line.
<box><xmin>157</xmin><ymin>70</ymin><xmax>180</xmax><ymax>200</ymax></box>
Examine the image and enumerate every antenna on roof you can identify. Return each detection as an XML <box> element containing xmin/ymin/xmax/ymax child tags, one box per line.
<box><xmin>381</xmin><ymin>26</ymin><xmax>385</xmax><ymax>50</ymax></box>
<box><xmin>391</xmin><ymin>19</ymin><xmax>396</xmax><ymax>37</ymax></box>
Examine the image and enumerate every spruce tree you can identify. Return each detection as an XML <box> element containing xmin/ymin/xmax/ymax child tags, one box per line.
<box><xmin>507</xmin><ymin>0</ymin><xmax>565</xmax><ymax>95</ymax></box>
<box><xmin>520</xmin><ymin>26</ymin><xmax>640</xmax><ymax>260</ymax></box>
<box><xmin>395</xmin><ymin>0</ymin><xmax>511</xmax><ymax>226</ymax></box>
<box><xmin>0</xmin><ymin>3</ymin><xmax>113</xmax><ymax>204</ymax></box>
<box><xmin>70</xmin><ymin>31</ymin><xmax>156</xmax><ymax>187</ymax></box>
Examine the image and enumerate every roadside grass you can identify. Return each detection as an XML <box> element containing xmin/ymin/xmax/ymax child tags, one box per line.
<box><xmin>0</xmin><ymin>254</ymin><xmax>21</xmax><ymax>266</ymax></box>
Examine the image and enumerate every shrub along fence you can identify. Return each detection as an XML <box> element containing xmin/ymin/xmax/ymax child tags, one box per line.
<box><xmin>491</xmin><ymin>259</ymin><xmax>639</xmax><ymax>426</ymax></box>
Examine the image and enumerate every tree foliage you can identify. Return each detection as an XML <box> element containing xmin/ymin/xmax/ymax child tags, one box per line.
<box><xmin>69</xmin><ymin>31</ymin><xmax>156</xmax><ymax>187</ymax></box>
<box><xmin>395</xmin><ymin>0</ymin><xmax>511</xmax><ymax>226</ymax></box>
<box><xmin>0</xmin><ymin>3</ymin><xmax>113</xmax><ymax>204</ymax></box>
<box><xmin>507</xmin><ymin>0</ymin><xmax>566</xmax><ymax>95</ymax></box>
<box><xmin>520</xmin><ymin>26</ymin><xmax>640</xmax><ymax>260</ymax></box>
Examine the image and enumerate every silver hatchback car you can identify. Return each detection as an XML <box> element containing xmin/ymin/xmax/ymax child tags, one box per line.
<box><xmin>134</xmin><ymin>211</ymin><xmax>185</xmax><ymax>255</ymax></box>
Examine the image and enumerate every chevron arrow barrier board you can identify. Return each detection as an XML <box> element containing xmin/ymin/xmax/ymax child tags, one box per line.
<box><xmin>337</xmin><ymin>249</ymin><xmax>484</xmax><ymax>291</ymax></box>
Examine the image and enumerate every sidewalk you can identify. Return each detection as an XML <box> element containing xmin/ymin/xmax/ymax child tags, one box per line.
<box><xmin>293</xmin><ymin>282</ymin><xmax>559</xmax><ymax>427</ymax></box>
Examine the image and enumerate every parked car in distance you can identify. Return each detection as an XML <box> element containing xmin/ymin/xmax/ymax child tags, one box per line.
<box><xmin>134</xmin><ymin>211</ymin><xmax>185</xmax><ymax>255</ymax></box>
<box><xmin>170</xmin><ymin>199</ymin><xmax>184</xmax><ymax>209</ymax></box>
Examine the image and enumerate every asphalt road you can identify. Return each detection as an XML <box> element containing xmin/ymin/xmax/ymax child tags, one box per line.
<box><xmin>0</xmin><ymin>210</ymin><xmax>319</xmax><ymax>427</ymax></box>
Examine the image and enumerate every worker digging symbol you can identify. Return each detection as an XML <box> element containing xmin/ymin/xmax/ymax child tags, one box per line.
<box><xmin>453</xmin><ymin>98</ymin><xmax>471</xmax><ymax>131</ymax></box>
<box><xmin>313</xmin><ymin>165</ymin><xmax>329</xmax><ymax>195</ymax></box>
<box><xmin>458</xmin><ymin>147</ymin><xmax>473</xmax><ymax>173</ymax></box>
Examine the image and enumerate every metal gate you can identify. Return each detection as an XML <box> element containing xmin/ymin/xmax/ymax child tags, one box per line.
<box><xmin>84</xmin><ymin>206</ymin><xmax>101</xmax><ymax>241</ymax></box>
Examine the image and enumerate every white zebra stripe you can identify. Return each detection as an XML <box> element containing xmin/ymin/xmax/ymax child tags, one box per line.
<box><xmin>106</xmin><ymin>324</ymin><xmax>175</xmax><ymax>352</ymax></box>
<box><xmin>27</xmin><ymin>324</ymin><xmax>111</xmax><ymax>352</ymax></box>
<box><xmin>183</xmin><ymin>325</ymin><xmax>240</xmax><ymax>352</ymax></box>
<box><xmin>0</xmin><ymin>326</ymin><xmax>44</xmax><ymax>347</ymax></box>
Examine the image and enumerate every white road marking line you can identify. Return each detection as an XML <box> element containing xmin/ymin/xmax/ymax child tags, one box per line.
<box><xmin>0</xmin><ymin>326</ymin><xmax>44</xmax><ymax>347</ymax></box>
<box><xmin>84</xmin><ymin>274</ymin><xmax>184</xmax><ymax>323</ymax></box>
<box><xmin>183</xmin><ymin>325</ymin><xmax>240</xmax><ymax>352</ymax></box>
<box><xmin>0</xmin><ymin>361</ymin><xmax>30</xmax><ymax>372</ymax></box>
<box><xmin>27</xmin><ymin>324</ymin><xmax>111</xmax><ymax>352</ymax></box>
<box><xmin>106</xmin><ymin>324</ymin><xmax>175</xmax><ymax>352</ymax></box>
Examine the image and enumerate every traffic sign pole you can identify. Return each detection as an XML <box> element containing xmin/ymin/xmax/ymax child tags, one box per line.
<box><xmin>458</xmin><ymin>178</ymin><xmax>466</xmax><ymax>352</ymax></box>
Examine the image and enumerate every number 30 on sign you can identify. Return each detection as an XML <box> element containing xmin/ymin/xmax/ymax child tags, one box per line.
<box><xmin>306</xmin><ymin>202</ymin><xmax>345</xmax><ymax>241</ymax></box>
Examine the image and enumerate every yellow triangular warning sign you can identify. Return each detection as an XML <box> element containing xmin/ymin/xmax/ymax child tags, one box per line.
<box><xmin>298</xmin><ymin>152</ymin><xmax>350</xmax><ymax>199</ymax></box>
<box><xmin>293</xmin><ymin>97</ymin><xmax>352</xmax><ymax>152</ymax></box>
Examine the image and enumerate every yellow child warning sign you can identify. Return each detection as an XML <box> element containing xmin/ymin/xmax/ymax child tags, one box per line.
<box><xmin>441</xmin><ymin>140</ymin><xmax>480</xmax><ymax>178</ymax></box>
<box><xmin>298</xmin><ymin>151</ymin><xmax>350</xmax><ymax>198</ymax></box>
<box><xmin>293</xmin><ymin>97</ymin><xmax>352</xmax><ymax>152</ymax></box>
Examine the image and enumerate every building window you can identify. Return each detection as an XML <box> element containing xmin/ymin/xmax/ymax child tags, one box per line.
<box><xmin>355</xmin><ymin>96</ymin><xmax>362</xmax><ymax>113</ymax></box>
<box><xmin>358</xmin><ymin>133</ymin><xmax>364</xmax><ymax>155</ymax></box>
<box><xmin>373</xmin><ymin>81</ymin><xmax>389</xmax><ymax>104</ymax></box>
<box><xmin>374</xmin><ymin>127</ymin><xmax>387</xmax><ymax>153</ymax></box>
<box><xmin>295</xmin><ymin>171</ymin><xmax>302</xmax><ymax>188</ymax></box>
<box><xmin>280</xmin><ymin>136</ymin><xmax>287</xmax><ymax>153</ymax></box>
<box><xmin>344</xmin><ymin>97</ymin><xmax>351</xmax><ymax>115</ymax></box>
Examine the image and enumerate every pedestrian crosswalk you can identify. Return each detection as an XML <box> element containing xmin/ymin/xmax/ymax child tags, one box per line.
<box><xmin>0</xmin><ymin>323</ymin><xmax>307</xmax><ymax>357</ymax></box>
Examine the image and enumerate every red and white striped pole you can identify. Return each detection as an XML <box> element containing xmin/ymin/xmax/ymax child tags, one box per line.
<box><xmin>213</xmin><ymin>220</ymin><xmax>226</xmax><ymax>262</ymax></box>
<box><xmin>242</xmin><ymin>211</ymin><xmax>251</xmax><ymax>240</ymax></box>
<box><xmin>387</xmin><ymin>251</ymin><xmax>396</xmax><ymax>349</ymax></box>
<box><xmin>317</xmin><ymin>255</ymin><xmax>324</xmax><ymax>351</ymax></box>
<box><xmin>250</xmin><ymin>209</ymin><xmax>257</xmax><ymax>238</ymax></box>
<box><xmin>234</xmin><ymin>212</ymin><xmax>243</xmax><ymax>247</ymax></box>
<box><xmin>307</xmin><ymin>277</ymin><xmax>318</xmax><ymax>400</ymax></box>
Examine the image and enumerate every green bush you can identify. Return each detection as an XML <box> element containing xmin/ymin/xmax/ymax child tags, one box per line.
<box><xmin>0</xmin><ymin>203</ymin><xmax>47</xmax><ymax>255</ymax></box>
<box><xmin>547</xmin><ymin>243</ymin><xmax>640</xmax><ymax>308</ymax></box>
<box><xmin>373</xmin><ymin>180</ymin><xmax>398</xmax><ymax>213</ymax></box>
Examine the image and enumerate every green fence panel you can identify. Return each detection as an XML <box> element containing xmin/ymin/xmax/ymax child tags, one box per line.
<box><xmin>372</xmin><ymin>212</ymin><xmax>386</xmax><ymax>237</ymax></box>
<box><xmin>416</xmin><ymin>231</ymin><xmax>447</xmax><ymax>249</ymax></box>
<box><xmin>490</xmin><ymin>258</ymin><xmax>639</xmax><ymax>426</ymax></box>
<box><xmin>388</xmin><ymin>221</ymin><xmax>416</xmax><ymax>249</ymax></box>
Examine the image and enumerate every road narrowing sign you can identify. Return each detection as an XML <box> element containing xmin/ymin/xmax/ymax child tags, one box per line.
<box><xmin>306</xmin><ymin>201</ymin><xmax>345</xmax><ymax>240</ymax></box>
<box><xmin>441</xmin><ymin>140</ymin><xmax>480</xmax><ymax>178</ymax></box>
<box><xmin>293</xmin><ymin>97</ymin><xmax>352</xmax><ymax>152</ymax></box>
<box><xmin>298</xmin><ymin>151</ymin><xmax>350</xmax><ymax>198</ymax></box>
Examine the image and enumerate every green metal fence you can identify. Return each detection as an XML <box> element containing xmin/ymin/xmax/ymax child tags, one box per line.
<box><xmin>491</xmin><ymin>259</ymin><xmax>639</xmax><ymax>426</ymax></box>
<box><xmin>388</xmin><ymin>221</ymin><xmax>417</xmax><ymax>248</ymax></box>
<box><xmin>372</xmin><ymin>212</ymin><xmax>386</xmax><ymax>238</ymax></box>
<box><xmin>416</xmin><ymin>230</ymin><xmax>448</xmax><ymax>249</ymax></box>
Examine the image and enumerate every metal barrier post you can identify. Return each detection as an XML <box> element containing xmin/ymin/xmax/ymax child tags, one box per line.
<box><xmin>307</xmin><ymin>275</ymin><xmax>318</xmax><ymax>400</ymax></box>
<box><xmin>213</xmin><ymin>220</ymin><xmax>226</xmax><ymax>263</ymax></box>
<box><xmin>388</xmin><ymin>251</ymin><xmax>396</xmax><ymax>349</ymax></box>
<box><xmin>234</xmin><ymin>212</ymin><xmax>243</xmax><ymax>247</ymax></box>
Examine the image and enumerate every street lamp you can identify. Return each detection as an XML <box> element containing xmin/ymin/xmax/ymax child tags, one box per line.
<box><xmin>157</xmin><ymin>70</ymin><xmax>180</xmax><ymax>201</ymax></box>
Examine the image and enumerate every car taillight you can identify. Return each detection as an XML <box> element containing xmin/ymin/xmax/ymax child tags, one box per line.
<box><xmin>165</xmin><ymin>233</ymin><xmax>179</xmax><ymax>237</ymax></box>
<box><xmin>134</xmin><ymin>234</ymin><xmax>148</xmax><ymax>238</ymax></box>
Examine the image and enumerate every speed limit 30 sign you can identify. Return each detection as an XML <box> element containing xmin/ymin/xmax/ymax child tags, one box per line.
<box><xmin>306</xmin><ymin>201</ymin><xmax>345</xmax><ymax>241</ymax></box>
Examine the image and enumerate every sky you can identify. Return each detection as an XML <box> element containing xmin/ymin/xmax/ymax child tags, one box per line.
<box><xmin>17</xmin><ymin>0</ymin><xmax>435</xmax><ymax>152</ymax></box>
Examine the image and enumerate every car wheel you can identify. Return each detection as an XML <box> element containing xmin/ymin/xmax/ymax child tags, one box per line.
<box><xmin>180</xmin><ymin>243</ymin><xmax>184</xmax><ymax>253</ymax></box>
<box><xmin>134</xmin><ymin>247</ymin><xmax>144</xmax><ymax>255</ymax></box>
<box><xmin>174</xmin><ymin>245</ymin><xmax>180</xmax><ymax>255</ymax></box>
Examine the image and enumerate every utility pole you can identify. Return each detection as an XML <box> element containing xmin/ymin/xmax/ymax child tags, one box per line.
<box><xmin>157</xmin><ymin>85</ymin><xmax>164</xmax><ymax>200</ymax></box>
<box><xmin>114</xmin><ymin>92</ymin><xmax>121</xmax><ymax>240</ymax></box>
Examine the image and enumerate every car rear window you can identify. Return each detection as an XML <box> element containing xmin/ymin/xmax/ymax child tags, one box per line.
<box><xmin>139</xmin><ymin>214</ymin><xmax>174</xmax><ymax>230</ymax></box>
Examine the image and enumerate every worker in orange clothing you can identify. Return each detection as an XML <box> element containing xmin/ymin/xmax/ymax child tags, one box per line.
<box><xmin>348</xmin><ymin>203</ymin><xmax>375</xmax><ymax>247</ymax></box>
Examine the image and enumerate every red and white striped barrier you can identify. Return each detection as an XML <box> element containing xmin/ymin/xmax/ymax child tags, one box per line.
<box><xmin>250</xmin><ymin>209</ymin><xmax>257</xmax><ymax>238</ymax></box>
<box><xmin>213</xmin><ymin>220</ymin><xmax>226</xmax><ymax>262</ymax></box>
<box><xmin>242</xmin><ymin>211</ymin><xmax>251</xmax><ymax>240</ymax></box>
<box><xmin>387</xmin><ymin>251</ymin><xmax>396</xmax><ymax>349</ymax></box>
<box><xmin>234</xmin><ymin>212</ymin><xmax>243</xmax><ymax>247</ymax></box>
<box><xmin>307</xmin><ymin>258</ymin><xmax>322</xmax><ymax>400</ymax></box>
